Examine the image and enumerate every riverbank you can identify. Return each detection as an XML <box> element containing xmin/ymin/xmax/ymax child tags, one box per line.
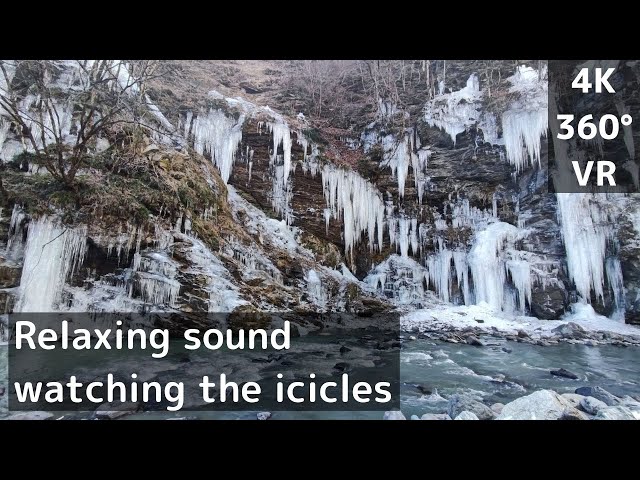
<box><xmin>386</xmin><ymin>386</ymin><xmax>640</xmax><ymax>420</ymax></box>
<box><xmin>402</xmin><ymin>302</ymin><xmax>640</xmax><ymax>347</ymax></box>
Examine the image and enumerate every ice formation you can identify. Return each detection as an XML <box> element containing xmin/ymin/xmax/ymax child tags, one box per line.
<box><xmin>179</xmin><ymin>233</ymin><xmax>246</xmax><ymax>312</ymax></box>
<box><xmin>130</xmin><ymin>252</ymin><xmax>181</xmax><ymax>307</ymax></box>
<box><xmin>321</xmin><ymin>165</ymin><xmax>385</xmax><ymax>258</ymax></box>
<box><xmin>15</xmin><ymin>217</ymin><xmax>87</xmax><ymax>312</ymax></box>
<box><xmin>501</xmin><ymin>65</ymin><xmax>548</xmax><ymax>173</ymax></box>
<box><xmin>192</xmin><ymin>109</ymin><xmax>244</xmax><ymax>184</ymax></box>
<box><xmin>305</xmin><ymin>269</ymin><xmax>328</xmax><ymax>310</ymax></box>
<box><xmin>364</xmin><ymin>255</ymin><xmax>431</xmax><ymax>306</ymax></box>
<box><xmin>468</xmin><ymin>222</ymin><xmax>531</xmax><ymax>313</ymax></box>
<box><xmin>555</xmin><ymin>193</ymin><xmax>618</xmax><ymax>304</ymax></box>
<box><xmin>388</xmin><ymin>215</ymin><xmax>418</xmax><ymax>257</ymax></box>
<box><xmin>380</xmin><ymin>133</ymin><xmax>431</xmax><ymax>201</ymax></box>
<box><xmin>423</xmin><ymin>74</ymin><xmax>482</xmax><ymax>145</ymax></box>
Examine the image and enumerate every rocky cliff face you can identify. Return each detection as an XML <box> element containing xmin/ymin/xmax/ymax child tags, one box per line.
<box><xmin>1</xmin><ymin>59</ymin><xmax>639</xmax><ymax>330</ymax></box>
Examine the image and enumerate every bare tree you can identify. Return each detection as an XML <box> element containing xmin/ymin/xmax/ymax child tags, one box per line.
<box><xmin>0</xmin><ymin>60</ymin><xmax>164</xmax><ymax>189</ymax></box>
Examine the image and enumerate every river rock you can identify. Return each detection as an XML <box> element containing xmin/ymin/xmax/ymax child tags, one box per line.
<box><xmin>491</xmin><ymin>403</ymin><xmax>504</xmax><ymax>415</ymax></box>
<box><xmin>496</xmin><ymin>390</ymin><xmax>576</xmax><ymax>420</ymax></box>
<box><xmin>466</xmin><ymin>335</ymin><xmax>484</xmax><ymax>346</ymax></box>
<box><xmin>454</xmin><ymin>411</ymin><xmax>479</xmax><ymax>420</ymax></box>
<box><xmin>447</xmin><ymin>394</ymin><xmax>495</xmax><ymax>420</ymax></box>
<box><xmin>574</xmin><ymin>386</ymin><xmax>620</xmax><ymax>406</ymax></box>
<box><xmin>560</xmin><ymin>393</ymin><xmax>584</xmax><ymax>408</ymax></box>
<box><xmin>560</xmin><ymin>407</ymin><xmax>590</xmax><ymax>420</ymax></box>
<box><xmin>502</xmin><ymin>347</ymin><xmax>512</xmax><ymax>353</ymax></box>
<box><xmin>550</xmin><ymin>368</ymin><xmax>579</xmax><ymax>380</ymax></box>
<box><xmin>421</xmin><ymin>413</ymin><xmax>452</xmax><ymax>420</ymax></box>
<box><xmin>95</xmin><ymin>401</ymin><xmax>139</xmax><ymax>419</ymax></box>
<box><xmin>257</xmin><ymin>412</ymin><xmax>272</xmax><ymax>420</ymax></box>
<box><xmin>5</xmin><ymin>411</ymin><xmax>54</xmax><ymax>420</ymax></box>
<box><xmin>383</xmin><ymin>410</ymin><xmax>406</xmax><ymax>420</ymax></box>
<box><xmin>552</xmin><ymin>322</ymin><xmax>587</xmax><ymax>339</ymax></box>
<box><xmin>595</xmin><ymin>405</ymin><xmax>640</xmax><ymax>420</ymax></box>
<box><xmin>579</xmin><ymin>396</ymin><xmax>608</xmax><ymax>415</ymax></box>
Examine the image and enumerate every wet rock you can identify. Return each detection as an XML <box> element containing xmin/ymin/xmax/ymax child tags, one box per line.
<box><xmin>454</xmin><ymin>411</ymin><xmax>479</xmax><ymax>420</ymax></box>
<box><xmin>574</xmin><ymin>386</ymin><xmax>620</xmax><ymax>406</ymax></box>
<box><xmin>95</xmin><ymin>402</ymin><xmax>139</xmax><ymax>419</ymax></box>
<box><xmin>333</xmin><ymin>362</ymin><xmax>350</xmax><ymax>372</ymax></box>
<box><xmin>339</xmin><ymin>346</ymin><xmax>351</xmax><ymax>355</ymax></box>
<box><xmin>0</xmin><ymin>263</ymin><xmax>21</xmax><ymax>288</ymax></box>
<box><xmin>383</xmin><ymin>410</ymin><xmax>406</xmax><ymax>420</ymax></box>
<box><xmin>502</xmin><ymin>347</ymin><xmax>513</xmax><ymax>353</ymax></box>
<box><xmin>257</xmin><ymin>412</ymin><xmax>272</xmax><ymax>420</ymax></box>
<box><xmin>530</xmin><ymin>284</ymin><xmax>569</xmax><ymax>319</ymax></box>
<box><xmin>580</xmin><ymin>396</ymin><xmax>608</xmax><ymax>415</ymax></box>
<box><xmin>5</xmin><ymin>411</ymin><xmax>54</xmax><ymax>420</ymax></box>
<box><xmin>595</xmin><ymin>406</ymin><xmax>640</xmax><ymax>420</ymax></box>
<box><xmin>560</xmin><ymin>407</ymin><xmax>589</xmax><ymax>420</ymax></box>
<box><xmin>517</xmin><ymin>330</ymin><xmax>529</xmax><ymax>338</ymax></box>
<box><xmin>421</xmin><ymin>413</ymin><xmax>452</xmax><ymax>420</ymax></box>
<box><xmin>491</xmin><ymin>403</ymin><xmax>504</xmax><ymax>415</ymax></box>
<box><xmin>466</xmin><ymin>335</ymin><xmax>484</xmax><ymax>346</ymax></box>
<box><xmin>447</xmin><ymin>394</ymin><xmax>495</xmax><ymax>420</ymax></box>
<box><xmin>496</xmin><ymin>390</ymin><xmax>576</xmax><ymax>420</ymax></box>
<box><xmin>552</xmin><ymin>322</ymin><xmax>587</xmax><ymax>339</ymax></box>
<box><xmin>560</xmin><ymin>393</ymin><xmax>584</xmax><ymax>408</ymax></box>
<box><xmin>550</xmin><ymin>368</ymin><xmax>579</xmax><ymax>380</ymax></box>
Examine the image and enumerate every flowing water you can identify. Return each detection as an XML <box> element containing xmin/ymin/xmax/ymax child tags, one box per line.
<box><xmin>1</xmin><ymin>338</ymin><xmax>639</xmax><ymax>420</ymax></box>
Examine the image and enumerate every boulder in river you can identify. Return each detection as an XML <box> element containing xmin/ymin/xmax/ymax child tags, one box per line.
<box><xmin>550</xmin><ymin>368</ymin><xmax>579</xmax><ymax>380</ymax></box>
<box><xmin>447</xmin><ymin>394</ymin><xmax>495</xmax><ymax>420</ymax></box>
<box><xmin>466</xmin><ymin>335</ymin><xmax>485</xmax><ymax>346</ymax></box>
<box><xmin>560</xmin><ymin>393</ymin><xmax>584</xmax><ymax>408</ymax></box>
<box><xmin>454</xmin><ymin>411</ymin><xmax>479</xmax><ymax>420</ymax></box>
<box><xmin>552</xmin><ymin>322</ymin><xmax>588</xmax><ymax>339</ymax></box>
<box><xmin>574</xmin><ymin>386</ymin><xmax>620</xmax><ymax>406</ymax></box>
<box><xmin>496</xmin><ymin>390</ymin><xmax>576</xmax><ymax>420</ymax></box>
<box><xmin>383</xmin><ymin>410</ymin><xmax>406</xmax><ymax>420</ymax></box>
<box><xmin>595</xmin><ymin>406</ymin><xmax>640</xmax><ymax>420</ymax></box>
<box><xmin>579</xmin><ymin>396</ymin><xmax>608</xmax><ymax>415</ymax></box>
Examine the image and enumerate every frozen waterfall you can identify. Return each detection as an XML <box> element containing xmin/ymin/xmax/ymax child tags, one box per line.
<box><xmin>15</xmin><ymin>216</ymin><xmax>87</xmax><ymax>312</ymax></box>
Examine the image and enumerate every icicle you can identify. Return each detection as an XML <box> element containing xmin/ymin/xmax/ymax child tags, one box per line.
<box><xmin>15</xmin><ymin>217</ymin><xmax>87</xmax><ymax>312</ymax></box>
<box><xmin>184</xmin><ymin>111</ymin><xmax>193</xmax><ymax>139</ymax></box>
<box><xmin>192</xmin><ymin>109</ymin><xmax>244</xmax><ymax>183</ymax></box>
<box><xmin>423</xmin><ymin>74</ymin><xmax>481</xmax><ymax>145</ymax></box>
<box><xmin>305</xmin><ymin>269</ymin><xmax>328</xmax><ymax>310</ymax></box>
<box><xmin>324</xmin><ymin>208</ymin><xmax>331</xmax><ymax>234</ymax></box>
<box><xmin>321</xmin><ymin>165</ymin><xmax>385</xmax><ymax>258</ymax></box>
<box><xmin>364</xmin><ymin>255</ymin><xmax>430</xmax><ymax>306</ymax></box>
<box><xmin>606</xmin><ymin>256</ymin><xmax>625</xmax><ymax>321</ymax></box>
<box><xmin>556</xmin><ymin>193</ymin><xmax>614</xmax><ymax>303</ymax></box>
<box><xmin>268</xmin><ymin>121</ymin><xmax>292</xmax><ymax>185</ymax></box>
<box><xmin>501</xmin><ymin>65</ymin><xmax>548</xmax><ymax>173</ymax></box>
<box><xmin>468</xmin><ymin>221</ymin><xmax>529</xmax><ymax>313</ymax></box>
